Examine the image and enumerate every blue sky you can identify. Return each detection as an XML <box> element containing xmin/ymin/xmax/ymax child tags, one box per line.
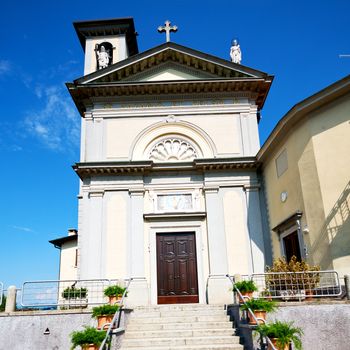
<box><xmin>0</xmin><ymin>0</ymin><xmax>349</xmax><ymax>290</ymax></box>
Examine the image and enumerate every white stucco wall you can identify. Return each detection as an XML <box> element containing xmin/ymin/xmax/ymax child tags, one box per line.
<box><xmin>59</xmin><ymin>241</ymin><xmax>78</xmax><ymax>281</ymax></box>
<box><xmin>82</xmin><ymin>97</ymin><xmax>260</xmax><ymax>162</ymax></box>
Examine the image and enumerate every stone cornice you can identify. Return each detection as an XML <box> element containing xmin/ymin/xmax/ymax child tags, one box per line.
<box><xmin>144</xmin><ymin>212</ymin><xmax>206</xmax><ymax>221</ymax></box>
<box><xmin>67</xmin><ymin>78</ymin><xmax>272</xmax><ymax>117</ymax></box>
<box><xmin>73</xmin><ymin>157</ymin><xmax>259</xmax><ymax>179</ymax></box>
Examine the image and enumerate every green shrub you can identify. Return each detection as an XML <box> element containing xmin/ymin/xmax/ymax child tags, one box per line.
<box><xmin>256</xmin><ymin>321</ymin><xmax>303</xmax><ymax>350</ymax></box>
<box><xmin>103</xmin><ymin>285</ymin><xmax>126</xmax><ymax>297</ymax></box>
<box><xmin>62</xmin><ymin>287</ymin><xmax>88</xmax><ymax>299</ymax></box>
<box><xmin>234</xmin><ymin>280</ymin><xmax>258</xmax><ymax>293</ymax></box>
<box><xmin>92</xmin><ymin>304</ymin><xmax>120</xmax><ymax>318</ymax></box>
<box><xmin>240</xmin><ymin>298</ymin><xmax>277</xmax><ymax>312</ymax></box>
<box><xmin>70</xmin><ymin>327</ymin><xmax>106</xmax><ymax>349</ymax></box>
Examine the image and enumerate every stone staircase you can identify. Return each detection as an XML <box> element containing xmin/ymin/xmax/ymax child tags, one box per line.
<box><xmin>120</xmin><ymin>304</ymin><xmax>243</xmax><ymax>350</ymax></box>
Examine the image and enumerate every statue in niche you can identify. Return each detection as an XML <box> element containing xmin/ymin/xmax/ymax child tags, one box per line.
<box><xmin>95</xmin><ymin>42</ymin><xmax>113</xmax><ymax>69</ymax></box>
<box><xmin>230</xmin><ymin>39</ymin><xmax>242</xmax><ymax>64</ymax></box>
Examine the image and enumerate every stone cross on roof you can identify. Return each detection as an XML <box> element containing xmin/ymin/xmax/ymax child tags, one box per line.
<box><xmin>158</xmin><ymin>20</ymin><xmax>178</xmax><ymax>42</ymax></box>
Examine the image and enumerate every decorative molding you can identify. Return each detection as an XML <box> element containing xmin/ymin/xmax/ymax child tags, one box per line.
<box><xmin>243</xmin><ymin>184</ymin><xmax>261</xmax><ymax>191</ymax></box>
<box><xmin>88</xmin><ymin>191</ymin><xmax>104</xmax><ymax>198</ymax></box>
<box><xmin>149</xmin><ymin>138</ymin><xmax>198</xmax><ymax>162</ymax></box>
<box><xmin>272</xmin><ymin>211</ymin><xmax>303</xmax><ymax>233</ymax></box>
<box><xmin>144</xmin><ymin>212</ymin><xmax>206</xmax><ymax>221</ymax></box>
<box><xmin>203</xmin><ymin>186</ymin><xmax>219</xmax><ymax>194</ymax></box>
<box><xmin>129</xmin><ymin>188</ymin><xmax>145</xmax><ymax>196</ymax></box>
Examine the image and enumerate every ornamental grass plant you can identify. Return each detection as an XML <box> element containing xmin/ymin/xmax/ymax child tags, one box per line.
<box><xmin>91</xmin><ymin>304</ymin><xmax>120</xmax><ymax>318</ymax></box>
<box><xmin>70</xmin><ymin>327</ymin><xmax>106</xmax><ymax>349</ymax></box>
<box><xmin>234</xmin><ymin>280</ymin><xmax>258</xmax><ymax>293</ymax></box>
<box><xmin>256</xmin><ymin>321</ymin><xmax>303</xmax><ymax>350</ymax></box>
<box><xmin>103</xmin><ymin>285</ymin><xmax>126</xmax><ymax>297</ymax></box>
<box><xmin>62</xmin><ymin>287</ymin><xmax>88</xmax><ymax>299</ymax></box>
<box><xmin>240</xmin><ymin>298</ymin><xmax>277</xmax><ymax>312</ymax></box>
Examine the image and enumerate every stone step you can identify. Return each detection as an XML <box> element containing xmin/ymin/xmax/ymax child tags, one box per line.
<box><xmin>120</xmin><ymin>345</ymin><xmax>243</xmax><ymax>350</ymax></box>
<box><xmin>124</xmin><ymin>328</ymin><xmax>236</xmax><ymax>339</ymax></box>
<box><xmin>130</xmin><ymin>309</ymin><xmax>226</xmax><ymax>318</ymax></box>
<box><xmin>132</xmin><ymin>304</ymin><xmax>225</xmax><ymax>312</ymax></box>
<box><xmin>122</xmin><ymin>336</ymin><xmax>240</xmax><ymax>347</ymax></box>
<box><xmin>128</xmin><ymin>314</ymin><xmax>230</xmax><ymax>324</ymax></box>
<box><xmin>126</xmin><ymin>320</ymin><xmax>233</xmax><ymax>331</ymax></box>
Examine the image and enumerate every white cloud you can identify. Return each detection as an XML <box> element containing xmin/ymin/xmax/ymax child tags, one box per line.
<box><xmin>12</xmin><ymin>225</ymin><xmax>36</xmax><ymax>233</ymax></box>
<box><xmin>0</xmin><ymin>60</ymin><xmax>11</xmax><ymax>75</ymax></box>
<box><xmin>24</xmin><ymin>84</ymin><xmax>80</xmax><ymax>151</ymax></box>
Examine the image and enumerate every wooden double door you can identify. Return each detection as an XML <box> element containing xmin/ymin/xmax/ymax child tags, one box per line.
<box><xmin>156</xmin><ymin>232</ymin><xmax>199</xmax><ymax>304</ymax></box>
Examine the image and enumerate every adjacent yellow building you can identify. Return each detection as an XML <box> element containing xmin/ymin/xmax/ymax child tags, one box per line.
<box><xmin>258</xmin><ymin>75</ymin><xmax>350</xmax><ymax>277</ymax></box>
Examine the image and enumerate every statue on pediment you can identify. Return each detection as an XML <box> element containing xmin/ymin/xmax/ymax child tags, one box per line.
<box><xmin>230</xmin><ymin>39</ymin><xmax>242</xmax><ymax>64</ymax></box>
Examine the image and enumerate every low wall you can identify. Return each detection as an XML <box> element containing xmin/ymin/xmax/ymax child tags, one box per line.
<box><xmin>267</xmin><ymin>301</ymin><xmax>350</xmax><ymax>349</ymax></box>
<box><xmin>0</xmin><ymin>309</ymin><xmax>130</xmax><ymax>349</ymax></box>
<box><xmin>228</xmin><ymin>301</ymin><xmax>350</xmax><ymax>350</ymax></box>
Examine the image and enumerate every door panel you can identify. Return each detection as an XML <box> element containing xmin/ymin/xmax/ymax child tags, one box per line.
<box><xmin>157</xmin><ymin>232</ymin><xmax>199</xmax><ymax>304</ymax></box>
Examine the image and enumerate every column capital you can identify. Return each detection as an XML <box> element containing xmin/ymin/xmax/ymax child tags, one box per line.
<box><xmin>203</xmin><ymin>186</ymin><xmax>219</xmax><ymax>194</ymax></box>
<box><xmin>129</xmin><ymin>188</ymin><xmax>145</xmax><ymax>196</ymax></box>
<box><xmin>243</xmin><ymin>184</ymin><xmax>260</xmax><ymax>192</ymax></box>
<box><xmin>89</xmin><ymin>191</ymin><xmax>104</xmax><ymax>198</ymax></box>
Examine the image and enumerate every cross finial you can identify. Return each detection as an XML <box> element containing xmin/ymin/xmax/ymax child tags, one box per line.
<box><xmin>158</xmin><ymin>20</ymin><xmax>178</xmax><ymax>42</ymax></box>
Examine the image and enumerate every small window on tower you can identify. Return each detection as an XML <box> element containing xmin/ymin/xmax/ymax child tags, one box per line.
<box><xmin>95</xmin><ymin>42</ymin><xmax>114</xmax><ymax>70</ymax></box>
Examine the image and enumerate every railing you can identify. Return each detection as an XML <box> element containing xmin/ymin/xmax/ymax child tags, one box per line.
<box><xmin>21</xmin><ymin>279</ymin><xmax>126</xmax><ymax>308</ymax></box>
<box><xmin>250</xmin><ymin>270</ymin><xmax>341</xmax><ymax>301</ymax></box>
<box><xmin>226</xmin><ymin>275</ymin><xmax>277</xmax><ymax>350</ymax></box>
<box><xmin>0</xmin><ymin>282</ymin><xmax>3</xmax><ymax>306</ymax></box>
<box><xmin>99</xmin><ymin>278</ymin><xmax>132</xmax><ymax>350</ymax></box>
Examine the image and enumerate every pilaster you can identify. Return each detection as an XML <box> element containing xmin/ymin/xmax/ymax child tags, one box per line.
<box><xmin>80</xmin><ymin>191</ymin><xmax>104</xmax><ymax>279</ymax></box>
<box><xmin>244</xmin><ymin>185</ymin><xmax>265</xmax><ymax>273</ymax></box>
<box><xmin>127</xmin><ymin>188</ymin><xmax>149</xmax><ymax>306</ymax></box>
<box><xmin>204</xmin><ymin>186</ymin><xmax>232</xmax><ymax>304</ymax></box>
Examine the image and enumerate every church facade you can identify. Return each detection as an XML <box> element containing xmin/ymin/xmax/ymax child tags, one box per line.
<box><xmin>58</xmin><ymin>18</ymin><xmax>274</xmax><ymax>306</ymax></box>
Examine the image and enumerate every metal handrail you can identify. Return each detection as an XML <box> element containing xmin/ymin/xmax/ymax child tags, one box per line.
<box><xmin>251</xmin><ymin>270</ymin><xmax>342</xmax><ymax>300</ymax></box>
<box><xmin>226</xmin><ymin>274</ymin><xmax>277</xmax><ymax>350</ymax></box>
<box><xmin>99</xmin><ymin>278</ymin><xmax>133</xmax><ymax>350</ymax></box>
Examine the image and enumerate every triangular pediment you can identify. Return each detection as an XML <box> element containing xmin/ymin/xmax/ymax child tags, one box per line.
<box><xmin>75</xmin><ymin>42</ymin><xmax>269</xmax><ymax>85</ymax></box>
<box><xmin>124</xmin><ymin>61</ymin><xmax>218</xmax><ymax>82</ymax></box>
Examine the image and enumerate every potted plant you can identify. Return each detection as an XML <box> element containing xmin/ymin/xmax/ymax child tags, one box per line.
<box><xmin>266</xmin><ymin>256</ymin><xmax>320</xmax><ymax>300</ymax></box>
<box><xmin>62</xmin><ymin>286</ymin><xmax>88</xmax><ymax>308</ymax></box>
<box><xmin>70</xmin><ymin>326</ymin><xmax>106</xmax><ymax>350</ymax></box>
<box><xmin>104</xmin><ymin>285</ymin><xmax>126</xmax><ymax>305</ymax></box>
<box><xmin>256</xmin><ymin>321</ymin><xmax>303</xmax><ymax>350</ymax></box>
<box><xmin>62</xmin><ymin>287</ymin><xmax>88</xmax><ymax>299</ymax></box>
<box><xmin>240</xmin><ymin>298</ymin><xmax>277</xmax><ymax>325</ymax></box>
<box><xmin>92</xmin><ymin>304</ymin><xmax>120</xmax><ymax>330</ymax></box>
<box><xmin>234</xmin><ymin>280</ymin><xmax>258</xmax><ymax>302</ymax></box>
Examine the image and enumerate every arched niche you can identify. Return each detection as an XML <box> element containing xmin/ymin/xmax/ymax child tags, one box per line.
<box><xmin>131</xmin><ymin>120</ymin><xmax>216</xmax><ymax>161</ymax></box>
<box><xmin>95</xmin><ymin>41</ymin><xmax>113</xmax><ymax>69</ymax></box>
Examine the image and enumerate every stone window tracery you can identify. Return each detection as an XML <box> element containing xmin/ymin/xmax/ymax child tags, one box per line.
<box><xmin>149</xmin><ymin>138</ymin><xmax>198</xmax><ymax>161</ymax></box>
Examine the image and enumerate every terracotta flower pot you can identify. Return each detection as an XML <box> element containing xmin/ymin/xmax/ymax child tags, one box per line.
<box><xmin>305</xmin><ymin>289</ymin><xmax>314</xmax><ymax>301</ymax></box>
<box><xmin>268</xmin><ymin>338</ymin><xmax>290</xmax><ymax>350</ymax></box>
<box><xmin>239</xmin><ymin>291</ymin><xmax>253</xmax><ymax>303</ymax></box>
<box><xmin>97</xmin><ymin>315</ymin><xmax>113</xmax><ymax>330</ymax></box>
<box><xmin>248</xmin><ymin>310</ymin><xmax>266</xmax><ymax>325</ymax></box>
<box><xmin>82</xmin><ymin>344</ymin><xmax>98</xmax><ymax>350</ymax></box>
<box><xmin>108</xmin><ymin>295</ymin><xmax>122</xmax><ymax>305</ymax></box>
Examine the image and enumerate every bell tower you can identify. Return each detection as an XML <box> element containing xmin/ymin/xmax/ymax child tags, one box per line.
<box><xmin>74</xmin><ymin>17</ymin><xmax>138</xmax><ymax>75</ymax></box>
